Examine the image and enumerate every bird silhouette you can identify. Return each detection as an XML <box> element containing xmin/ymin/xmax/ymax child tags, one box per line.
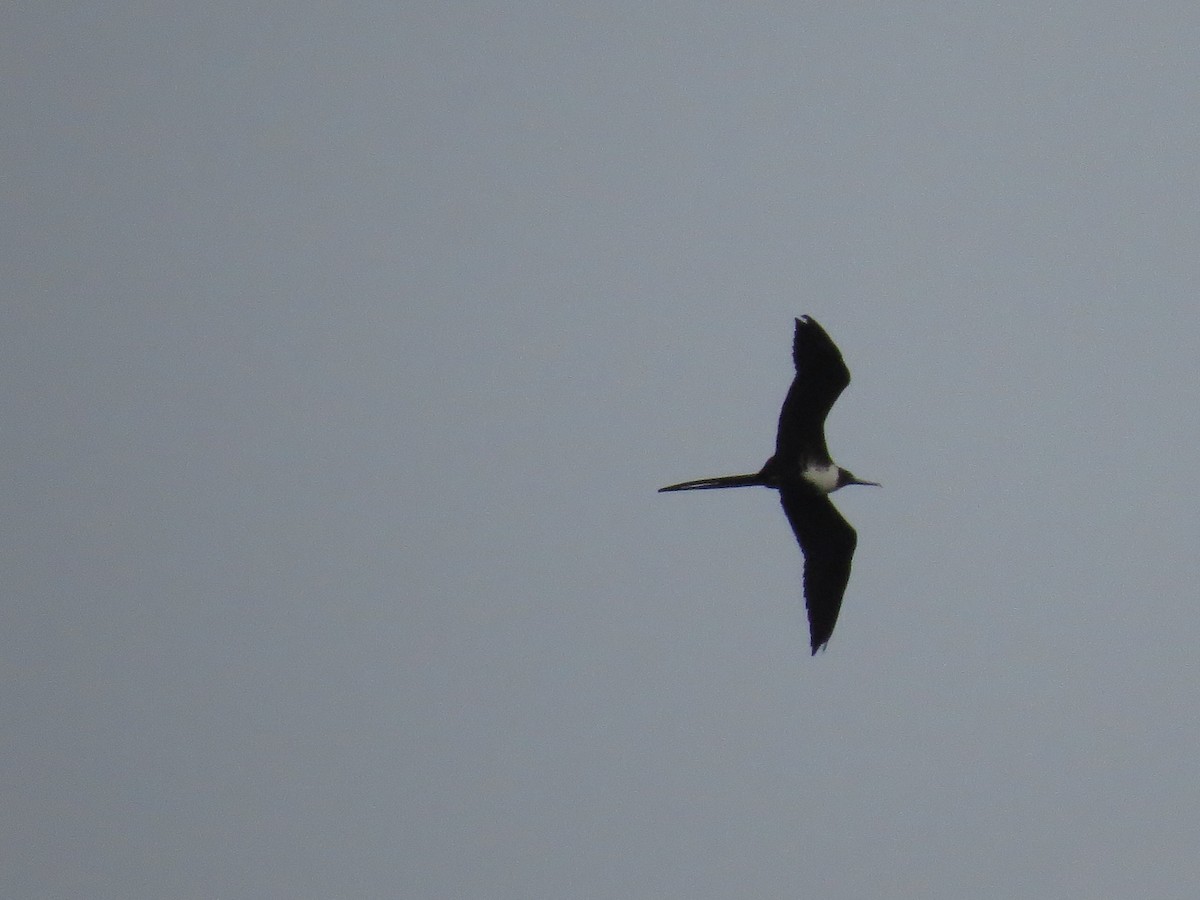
<box><xmin>659</xmin><ymin>316</ymin><xmax>878</xmax><ymax>654</ymax></box>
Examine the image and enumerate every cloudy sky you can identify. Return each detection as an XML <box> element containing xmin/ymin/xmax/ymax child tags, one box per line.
<box><xmin>6</xmin><ymin>4</ymin><xmax>1200</xmax><ymax>898</ymax></box>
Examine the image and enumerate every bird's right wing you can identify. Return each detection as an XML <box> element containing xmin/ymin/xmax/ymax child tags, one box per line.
<box><xmin>779</xmin><ymin>486</ymin><xmax>858</xmax><ymax>654</ymax></box>
<box><xmin>775</xmin><ymin>316</ymin><xmax>852</xmax><ymax>461</ymax></box>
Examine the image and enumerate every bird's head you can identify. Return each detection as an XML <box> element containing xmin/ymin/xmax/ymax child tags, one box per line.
<box><xmin>836</xmin><ymin>468</ymin><xmax>881</xmax><ymax>490</ymax></box>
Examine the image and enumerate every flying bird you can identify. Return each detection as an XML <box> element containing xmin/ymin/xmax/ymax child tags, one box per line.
<box><xmin>659</xmin><ymin>316</ymin><xmax>878</xmax><ymax>654</ymax></box>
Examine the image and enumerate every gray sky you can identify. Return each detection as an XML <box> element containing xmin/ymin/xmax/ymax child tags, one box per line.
<box><xmin>6</xmin><ymin>4</ymin><xmax>1200</xmax><ymax>898</ymax></box>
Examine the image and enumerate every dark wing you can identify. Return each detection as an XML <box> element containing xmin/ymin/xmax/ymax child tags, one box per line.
<box><xmin>779</xmin><ymin>486</ymin><xmax>858</xmax><ymax>654</ymax></box>
<box><xmin>775</xmin><ymin>316</ymin><xmax>852</xmax><ymax>463</ymax></box>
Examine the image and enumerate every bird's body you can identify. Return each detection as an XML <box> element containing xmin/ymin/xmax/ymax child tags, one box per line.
<box><xmin>659</xmin><ymin>316</ymin><xmax>878</xmax><ymax>654</ymax></box>
<box><xmin>799</xmin><ymin>463</ymin><xmax>841</xmax><ymax>494</ymax></box>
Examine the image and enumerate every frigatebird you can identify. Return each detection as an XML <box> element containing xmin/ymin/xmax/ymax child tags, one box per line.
<box><xmin>659</xmin><ymin>316</ymin><xmax>878</xmax><ymax>654</ymax></box>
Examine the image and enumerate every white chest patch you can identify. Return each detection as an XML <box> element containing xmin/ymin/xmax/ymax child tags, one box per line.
<box><xmin>801</xmin><ymin>463</ymin><xmax>840</xmax><ymax>494</ymax></box>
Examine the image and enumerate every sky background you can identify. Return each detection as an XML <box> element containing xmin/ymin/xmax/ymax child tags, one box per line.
<box><xmin>5</xmin><ymin>4</ymin><xmax>1200</xmax><ymax>898</ymax></box>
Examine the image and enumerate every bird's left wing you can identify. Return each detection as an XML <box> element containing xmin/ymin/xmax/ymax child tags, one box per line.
<box><xmin>779</xmin><ymin>486</ymin><xmax>858</xmax><ymax>654</ymax></box>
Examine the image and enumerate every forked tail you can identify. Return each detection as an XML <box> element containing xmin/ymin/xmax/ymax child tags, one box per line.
<box><xmin>658</xmin><ymin>472</ymin><xmax>765</xmax><ymax>492</ymax></box>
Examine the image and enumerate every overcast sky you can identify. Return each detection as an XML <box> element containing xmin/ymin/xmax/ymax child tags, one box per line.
<box><xmin>6</xmin><ymin>4</ymin><xmax>1200</xmax><ymax>898</ymax></box>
